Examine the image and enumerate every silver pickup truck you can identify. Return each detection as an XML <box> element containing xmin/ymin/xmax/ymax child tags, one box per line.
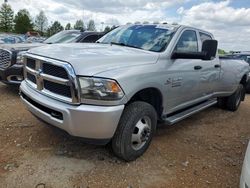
<box><xmin>20</xmin><ymin>24</ymin><xmax>250</xmax><ymax>161</ymax></box>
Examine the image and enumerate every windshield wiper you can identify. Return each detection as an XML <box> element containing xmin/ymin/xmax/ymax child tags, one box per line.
<box><xmin>110</xmin><ymin>42</ymin><xmax>126</xmax><ymax>46</ymax></box>
<box><xmin>110</xmin><ymin>42</ymin><xmax>142</xmax><ymax>50</ymax></box>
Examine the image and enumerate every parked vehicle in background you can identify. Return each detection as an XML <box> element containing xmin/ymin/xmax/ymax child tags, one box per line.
<box><xmin>240</xmin><ymin>141</ymin><xmax>250</xmax><ymax>188</ymax></box>
<box><xmin>26</xmin><ymin>31</ymin><xmax>40</xmax><ymax>38</ymax></box>
<box><xmin>0</xmin><ymin>35</ymin><xmax>26</xmax><ymax>44</ymax></box>
<box><xmin>25</xmin><ymin>36</ymin><xmax>46</xmax><ymax>43</ymax></box>
<box><xmin>0</xmin><ymin>30</ymin><xmax>104</xmax><ymax>85</ymax></box>
<box><xmin>224</xmin><ymin>52</ymin><xmax>250</xmax><ymax>65</ymax></box>
<box><xmin>222</xmin><ymin>52</ymin><xmax>250</xmax><ymax>93</ymax></box>
<box><xmin>20</xmin><ymin>24</ymin><xmax>249</xmax><ymax>161</ymax></box>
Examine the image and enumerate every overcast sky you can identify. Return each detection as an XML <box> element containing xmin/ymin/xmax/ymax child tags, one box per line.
<box><xmin>6</xmin><ymin>0</ymin><xmax>250</xmax><ymax>51</ymax></box>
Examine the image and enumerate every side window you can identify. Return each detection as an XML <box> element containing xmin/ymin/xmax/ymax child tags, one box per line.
<box><xmin>199</xmin><ymin>32</ymin><xmax>212</xmax><ymax>43</ymax></box>
<box><xmin>175</xmin><ymin>30</ymin><xmax>198</xmax><ymax>52</ymax></box>
<box><xmin>81</xmin><ymin>35</ymin><xmax>100</xmax><ymax>43</ymax></box>
<box><xmin>247</xmin><ymin>56</ymin><xmax>250</xmax><ymax>64</ymax></box>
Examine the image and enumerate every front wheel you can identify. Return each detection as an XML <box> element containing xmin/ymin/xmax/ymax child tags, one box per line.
<box><xmin>111</xmin><ymin>102</ymin><xmax>157</xmax><ymax>161</ymax></box>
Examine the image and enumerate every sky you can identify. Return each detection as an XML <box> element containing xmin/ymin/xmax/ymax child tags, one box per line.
<box><xmin>5</xmin><ymin>0</ymin><xmax>250</xmax><ymax>51</ymax></box>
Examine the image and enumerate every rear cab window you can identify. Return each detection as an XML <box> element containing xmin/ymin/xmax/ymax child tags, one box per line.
<box><xmin>199</xmin><ymin>32</ymin><xmax>212</xmax><ymax>43</ymax></box>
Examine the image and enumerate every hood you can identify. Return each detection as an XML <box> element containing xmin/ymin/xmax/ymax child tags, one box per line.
<box><xmin>28</xmin><ymin>43</ymin><xmax>160</xmax><ymax>76</ymax></box>
<box><xmin>0</xmin><ymin>43</ymin><xmax>46</xmax><ymax>51</ymax></box>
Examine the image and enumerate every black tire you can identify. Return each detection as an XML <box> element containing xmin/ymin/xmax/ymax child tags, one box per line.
<box><xmin>217</xmin><ymin>97</ymin><xmax>227</xmax><ymax>109</ymax></box>
<box><xmin>246</xmin><ymin>82</ymin><xmax>250</xmax><ymax>94</ymax></box>
<box><xmin>226</xmin><ymin>84</ymin><xmax>244</xmax><ymax>111</ymax></box>
<box><xmin>111</xmin><ymin>101</ymin><xmax>157</xmax><ymax>161</ymax></box>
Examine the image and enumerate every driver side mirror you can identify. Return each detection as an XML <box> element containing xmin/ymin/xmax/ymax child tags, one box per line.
<box><xmin>202</xmin><ymin>39</ymin><xmax>218</xmax><ymax>60</ymax></box>
<box><xmin>171</xmin><ymin>39</ymin><xmax>218</xmax><ymax>61</ymax></box>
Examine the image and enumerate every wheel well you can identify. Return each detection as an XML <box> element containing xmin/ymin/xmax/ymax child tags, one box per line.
<box><xmin>128</xmin><ymin>88</ymin><xmax>163</xmax><ymax>118</ymax></box>
<box><xmin>240</xmin><ymin>74</ymin><xmax>248</xmax><ymax>88</ymax></box>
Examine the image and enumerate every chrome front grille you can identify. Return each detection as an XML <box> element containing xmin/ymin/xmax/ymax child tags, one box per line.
<box><xmin>23</xmin><ymin>54</ymin><xmax>80</xmax><ymax>104</ymax></box>
<box><xmin>0</xmin><ymin>49</ymin><xmax>12</xmax><ymax>69</ymax></box>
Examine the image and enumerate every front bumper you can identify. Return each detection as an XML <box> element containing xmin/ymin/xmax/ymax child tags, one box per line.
<box><xmin>0</xmin><ymin>64</ymin><xmax>23</xmax><ymax>85</ymax></box>
<box><xmin>240</xmin><ymin>141</ymin><xmax>250</xmax><ymax>188</ymax></box>
<box><xmin>20</xmin><ymin>81</ymin><xmax>124</xmax><ymax>141</ymax></box>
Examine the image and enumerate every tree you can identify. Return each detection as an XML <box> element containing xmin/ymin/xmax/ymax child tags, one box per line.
<box><xmin>35</xmin><ymin>11</ymin><xmax>48</xmax><ymax>36</ymax></box>
<box><xmin>218</xmin><ymin>49</ymin><xmax>227</xmax><ymax>55</ymax></box>
<box><xmin>14</xmin><ymin>9</ymin><xmax>33</xmax><ymax>34</ymax></box>
<box><xmin>111</xmin><ymin>25</ymin><xmax>118</xmax><ymax>30</ymax></box>
<box><xmin>87</xmin><ymin>19</ymin><xmax>96</xmax><ymax>31</ymax></box>
<box><xmin>0</xmin><ymin>3</ymin><xmax>14</xmax><ymax>32</ymax></box>
<box><xmin>74</xmin><ymin>20</ymin><xmax>85</xmax><ymax>30</ymax></box>
<box><xmin>47</xmin><ymin>21</ymin><xmax>64</xmax><ymax>37</ymax></box>
<box><xmin>104</xmin><ymin>26</ymin><xmax>111</xmax><ymax>33</ymax></box>
<box><xmin>65</xmin><ymin>23</ymin><xmax>71</xmax><ymax>30</ymax></box>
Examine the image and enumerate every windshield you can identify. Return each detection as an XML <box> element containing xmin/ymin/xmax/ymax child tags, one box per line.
<box><xmin>44</xmin><ymin>30</ymin><xmax>81</xmax><ymax>44</ymax></box>
<box><xmin>98</xmin><ymin>25</ymin><xmax>176</xmax><ymax>52</ymax></box>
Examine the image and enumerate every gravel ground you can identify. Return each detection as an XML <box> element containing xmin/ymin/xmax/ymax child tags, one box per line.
<box><xmin>0</xmin><ymin>83</ymin><xmax>249</xmax><ymax>188</ymax></box>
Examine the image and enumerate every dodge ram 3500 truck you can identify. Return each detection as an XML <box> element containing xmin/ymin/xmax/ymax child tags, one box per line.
<box><xmin>19</xmin><ymin>24</ymin><xmax>250</xmax><ymax>161</ymax></box>
<box><xmin>0</xmin><ymin>30</ymin><xmax>104</xmax><ymax>85</ymax></box>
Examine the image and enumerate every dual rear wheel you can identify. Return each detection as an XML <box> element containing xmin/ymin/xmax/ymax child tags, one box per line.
<box><xmin>218</xmin><ymin>84</ymin><xmax>245</xmax><ymax>111</ymax></box>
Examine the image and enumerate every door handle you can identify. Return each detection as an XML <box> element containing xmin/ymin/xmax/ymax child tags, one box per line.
<box><xmin>194</xmin><ymin>65</ymin><xmax>202</xmax><ymax>70</ymax></box>
<box><xmin>214</xmin><ymin>64</ymin><xmax>221</xmax><ymax>68</ymax></box>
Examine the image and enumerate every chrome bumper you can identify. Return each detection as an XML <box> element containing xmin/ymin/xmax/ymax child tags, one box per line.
<box><xmin>20</xmin><ymin>81</ymin><xmax>124</xmax><ymax>140</ymax></box>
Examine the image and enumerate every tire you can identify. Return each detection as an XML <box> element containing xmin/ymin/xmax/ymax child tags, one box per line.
<box><xmin>246</xmin><ymin>82</ymin><xmax>250</xmax><ymax>94</ymax></box>
<box><xmin>217</xmin><ymin>97</ymin><xmax>227</xmax><ymax>109</ymax></box>
<box><xmin>226</xmin><ymin>84</ymin><xmax>244</xmax><ymax>111</ymax></box>
<box><xmin>111</xmin><ymin>101</ymin><xmax>157</xmax><ymax>161</ymax></box>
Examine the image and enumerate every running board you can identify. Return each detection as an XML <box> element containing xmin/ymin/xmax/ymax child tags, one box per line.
<box><xmin>163</xmin><ymin>99</ymin><xmax>218</xmax><ymax>125</ymax></box>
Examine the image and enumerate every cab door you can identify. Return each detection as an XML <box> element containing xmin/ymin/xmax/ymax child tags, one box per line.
<box><xmin>165</xmin><ymin>29</ymin><xmax>203</xmax><ymax>113</ymax></box>
<box><xmin>198</xmin><ymin>32</ymin><xmax>221</xmax><ymax>96</ymax></box>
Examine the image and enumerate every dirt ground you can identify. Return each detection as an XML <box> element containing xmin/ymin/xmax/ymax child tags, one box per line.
<box><xmin>0</xmin><ymin>83</ymin><xmax>249</xmax><ymax>188</ymax></box>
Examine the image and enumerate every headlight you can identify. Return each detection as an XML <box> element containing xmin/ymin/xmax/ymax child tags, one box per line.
<box><xmin>78</xmin><ymin>77</ymin><xmax>124</xmax><ymax>101</ymax></box>
<box><xmin>16</xmin><ymin>51</ymin><xmax>27</xmax><ymax>64</ymax></box>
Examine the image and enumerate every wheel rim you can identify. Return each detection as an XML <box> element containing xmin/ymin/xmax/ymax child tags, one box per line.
<box><xmin>131</xmin><ymin>116</ymin><xmax>152</xmax><ymax>151</ymax></box>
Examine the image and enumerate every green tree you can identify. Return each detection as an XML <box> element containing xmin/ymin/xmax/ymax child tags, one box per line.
<box><xmin>87</xmin><ymin>19</ymin><xmax>96</xmax><ymax>31</ymax></box>
<box><xmin>111</xmin><ymin>25</ymin><xmax>117</xmax><ymax>30</ymax></box>
<box><xmin>0</xmin><ymin>3</ymin><xmax>14</xmax><ymax>32</ymax></box>
<box><xmin>104</xmin><ymin>26</ymin><xmax>111</xmax><ymax>33</ymax></box>
<box><xmin>74</xmin><ymin>20</ymin><xmax>85</xmax><ymax>30</ymax></box>
<box><xmin>35</xmin><ymin>10</ymin><xmax>48</xmax><ymax>36</ymax></box>
<box><xmin>65</xmin><ymin>23</ymin><xmax>71</xmax><ymax>30</ymax></box>
<box><xmin>47</xmin><ymin>21</ymin><xmax>64</xmax><ymax>37</ymax></box>
<box><xmin>14</xmin><ymin>9</ymin><xmax>33</xmax><ymax>34</ymax></box>
<box><xmin>218</xmin><ymin>49</ymin><xmax>227</xmax><ymax>55</ymax></box>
